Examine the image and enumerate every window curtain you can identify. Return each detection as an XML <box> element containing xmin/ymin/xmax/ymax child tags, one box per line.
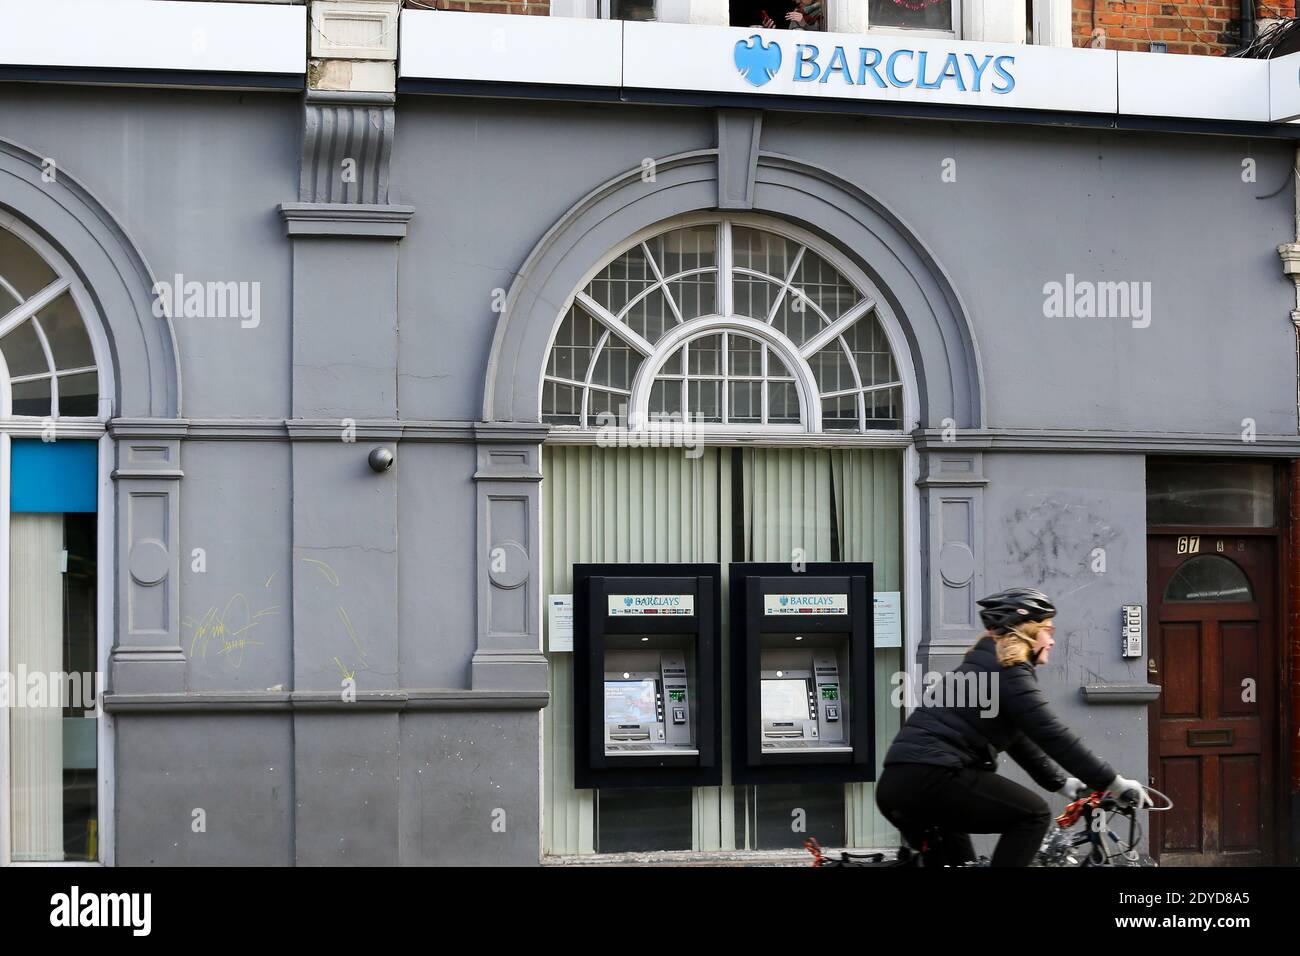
<box><xmin>542</xmin><ymin>446</ymin><xmax>724</xmax><ymax>855</ymax></box>
<box><xmin>831</xmin><ymin>450</ymin><xmax>904</xmax><ymax>849</ymax></box>
<box><xmin>542</xmin><ymin>445</ymin><xmax>904</xmax><ymax>855</ymax></box>
<box><xmin>9</xmin><ymin>512</ymin><xmax>64</xmax><ymax>860</ymax></box>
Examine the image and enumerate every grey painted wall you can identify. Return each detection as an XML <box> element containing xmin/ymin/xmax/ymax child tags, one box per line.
<box><xmin>0</xmin><ymin>86</ymin><xmax>297</xmax><ymax>419</ymax></box>
<box><xmin>180</xmin><ymin>440</ymin><xmax>293</xmax><ymax>692</ymax></box>
<box><xmin>2</xmin><ymin>84</ymin><xmax>1293</xmax><ymax>865</ymax></box>
<box><xmin>760</xmin><ymin>113</ymin><xmax>1298</xmax><ymax>434</ymax></box>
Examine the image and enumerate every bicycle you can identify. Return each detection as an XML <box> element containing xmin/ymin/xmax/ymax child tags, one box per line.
<box><xmin>1036</xmin><ymin>785</ymin><xmax>1173</xmax><ymax>867</ymax></box>
<box><xmin>805</xmin><ymin>784</ymin><xmax>1173</xmax><ymax>867</ymax></box>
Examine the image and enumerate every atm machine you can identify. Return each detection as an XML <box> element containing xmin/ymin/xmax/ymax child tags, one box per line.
<box><xmin>572</xmin><ymin>563</ymin><xmax>721</xmax><ymax>789</ymax></box>
<box><xmin>730</xmin><ymin>562</ymin><xmax>875</xmax><ymax>785</ymax></box>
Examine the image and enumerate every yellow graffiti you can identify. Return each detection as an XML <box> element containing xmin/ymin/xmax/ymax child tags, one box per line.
<box><xmin>183</xmin><ymin>593</ymin><xmax>278</xmax><ymax>669</ymax></box>
<box><xmin>333</xmin><ymin>656</ymin><xmax>356</xmax><ymax>681</ymax></box>
<box><xmin>301</xmin><ymin>557</ymin><xmax>340</xmax><ymax>587</ymax></box>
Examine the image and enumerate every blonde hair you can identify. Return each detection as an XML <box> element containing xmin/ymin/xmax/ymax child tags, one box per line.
<box><xmin>971</xmin><ymin>619</ymin><xmax>1048</xmax><ymax>667</ymax></box>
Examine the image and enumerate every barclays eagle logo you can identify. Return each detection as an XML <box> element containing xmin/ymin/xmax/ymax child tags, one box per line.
<box><xmin>779</xmin><ymin>595</ymin><xmax>789</xmax><ymax>606</ymax></box>
<box><xmin>624</xmin><ymin>596</ymin><xmax>634</xmax><ymax>606</ymax></box>
<box><xmin>734</xmin><ymin>35</ymin><xmax>781</xmax><ymax>88</ymax></box>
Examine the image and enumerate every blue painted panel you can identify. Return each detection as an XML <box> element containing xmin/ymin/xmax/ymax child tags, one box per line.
<box><xmin>9</xmin><ymin>439</ymin><xmax>98</xmax><ymax>513</ymax></box>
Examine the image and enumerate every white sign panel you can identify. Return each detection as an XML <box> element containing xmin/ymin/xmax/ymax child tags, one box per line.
<box><xmin>400</xmin><ymin>9</ymin><xmax>622</xmax><ymax>87</ymax></box>
<box><xmin>0</xmin><ymin>0</ymin><xmax>305</xmax><ymax>75</ymax></box>
<box><xmin>1269</xmin><ymin>50</ymin><xmax>1300</xmax><ymax>122</ymax></box>
<box><xmin>547</xmin><ymin>594</ymin><xmax>573</xmax><ymax>652</ymax></box>
<box><xmin>608</xmin><ymin>594</ymin><xmax>695</xmax><ymax>616</ymax></box>
<box><xmin>874</xmin><ymin>591</ymin><xmax>902</xmax><ymax>648</ymax></box>
<box><xmin>763</xmin><ymin>593</ymin><xmax>849</xmax><ymax>616</ymax></box>
<box><xmin>623</xmin><ymin>21</ymin><xmax>1119</xmax><ymax>115</ymax></box>
<box><xmin>1117</xmin><ymin>51</ymin><xmax>1269</xmax><ymax>122</ymax></box>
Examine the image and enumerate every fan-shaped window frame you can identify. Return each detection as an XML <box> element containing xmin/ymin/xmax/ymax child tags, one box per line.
<box><xmin>539</xmin><ymin>213</ymin><xmax>916</xmax><ymax>437</ymax></box>
<box><xmin>0</xmin><ymin>214</ymin><xmax>111</xmax><ymax>423</ymax></box>
<box><xmin>1162</xmin><ymin>554</ymin><xmax>1255</xmax><ymax>603</ymax></box>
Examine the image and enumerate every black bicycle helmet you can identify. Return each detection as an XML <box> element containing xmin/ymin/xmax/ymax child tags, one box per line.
<box><xmin>976</xmin><ymin>587</ymin><xmax>1056</xmax><ymax>634</ymax></box>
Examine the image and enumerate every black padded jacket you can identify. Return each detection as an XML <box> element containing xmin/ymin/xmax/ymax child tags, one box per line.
<box><xmin>883</xmin><ymin>635</ymin><xmax>1116</xmax><ymax>792</ymax></box>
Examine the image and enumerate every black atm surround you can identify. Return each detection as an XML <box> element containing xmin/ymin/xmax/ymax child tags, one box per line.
<box><xmin>572</xmin><ymin>563</ymin><xmax>722</xmax><ymax>790</ymax></box>
<box><xmin>730</xmin><ymin>562</ymin><xmax>876</xmax><ymax>786</ymax></box>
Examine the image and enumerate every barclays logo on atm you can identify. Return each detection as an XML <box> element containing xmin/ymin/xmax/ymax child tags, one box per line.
<box><xmin>733</xmin><ymin>33</ymin><xmax>1016</xmax><ymax>95</ymax></box>
<box><xmin>608</xmin><ymin>593</ymin><xmax>696</xmax><ymax>616</ymax></box>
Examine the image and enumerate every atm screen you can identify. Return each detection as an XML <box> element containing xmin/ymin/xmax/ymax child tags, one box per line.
<box><xmin>761</xmin><ymin>679</ymin><xmax>810</xmax><ymax>722</ymax></box>
<box><xmin>604</xmin><ymin>679</ymin><xmax>658</xmax><ymax>724</ymax></box>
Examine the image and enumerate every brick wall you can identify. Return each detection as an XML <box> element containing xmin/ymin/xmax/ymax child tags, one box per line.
<box><xmin>1072</xmin><ymin>1</ymin><xmax>1297</xmax><ymax>55</ymax></box>
<box><xmin>404</xmin><ymin>2</ymin><xmax>1297</xmax><ymax>49</ymax></box>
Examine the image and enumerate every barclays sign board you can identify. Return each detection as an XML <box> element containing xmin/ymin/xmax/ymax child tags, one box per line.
<box><xmin>732</xmin><ymin>33</ymin><xmax>1016</xmax><ymax>95</ymax></box>
<box><xmin>623</xmin><ymin>21</ymin><xmax>1117</xmax><ymax>114</ymax></box>
<box><xmin>399</xmin><ymin>11</ymin><xmax>1284</xmax><ymax>128</ymax></box>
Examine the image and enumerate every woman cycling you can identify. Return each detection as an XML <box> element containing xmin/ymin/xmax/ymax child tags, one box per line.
<box><xmin>875</xmin><ymin>587</ymin><xmax>1150</xmax><ymax>866</ymax></box>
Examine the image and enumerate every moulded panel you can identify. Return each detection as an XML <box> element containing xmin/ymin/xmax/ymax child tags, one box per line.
<box><xmin>1219</xmin><ymin>621</ymin><xmax>1259</xmax><ymax>718</ymax></box>
<box><xmin>486</xmin><ymin>495</ymin><xmax>531</xmax><ymax>637</ymax></box>
<box><xmin>938</xmin><ymin>497</ymin><xmax>974</xmax><ymax>627</ymax></box>
<box><xmin>1220</xmin><ymin>755</ymin><xmax>1260</xmax><ymax>852</ymax></box>
<box><xmin>127</xmin><ymin>492</ymin><xmax>169</xmax><ymax>635</ymax></box>
<box><xmin>1160</xmin><ymin>622</ymin><xmax>1201</xmax><ymax>718</ymax></box>
<box><xmin>1161</xmin><ymin>756</ymin><xmax>1201</xmax><ymax>853</ymax></box>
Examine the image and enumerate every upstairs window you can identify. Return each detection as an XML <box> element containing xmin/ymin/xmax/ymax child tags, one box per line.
<box><xmin>869</xmin><ymin>0</ymin><xmax>958</xmax><ymax>35</ymax></box>
<box><xmin>605</xmin><ymin>0</ymin><xmax>656</xmax><ymax>21</ymax></box>
<box><xmin>730</xmin><ymin>0</ymin><xmax>827</xmax><ymax>30</ymax></box>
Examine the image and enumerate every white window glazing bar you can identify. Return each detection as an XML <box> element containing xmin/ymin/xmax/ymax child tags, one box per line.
<box><xmin>0</xmin><ymin>279</ymin><xmax>70</xmax><ymax>340</ymax></box>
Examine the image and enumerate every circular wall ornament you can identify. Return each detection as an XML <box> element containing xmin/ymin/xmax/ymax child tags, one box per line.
<box><xmin>939</xmin><ymin>542</ymin><xmax>975</xmax><ymax>587</ymax></box>
<box><xmin>488</xmin><ymin>540</ymin><xmax>529</xmax><ymax>589</ymax></box>
<box><xmin>129</xmin><ymin>539</ymin><xmax>169</xmax><ymax>586</ymax></box>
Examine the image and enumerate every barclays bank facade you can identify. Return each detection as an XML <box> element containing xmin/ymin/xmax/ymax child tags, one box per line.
<box><xmin>1</xmin><ymin>0</ymin><xmax>1299</xmax><ymax>866</ymax></box>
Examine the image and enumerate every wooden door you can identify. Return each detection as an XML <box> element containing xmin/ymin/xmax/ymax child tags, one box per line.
<box><xmin>1147</xmin><ymin>533</ymin><xmax>1278</xmax><ymax>865</ymax></box>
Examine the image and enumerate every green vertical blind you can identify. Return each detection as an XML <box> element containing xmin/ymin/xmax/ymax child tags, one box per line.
<box><xmin>542</xmin><ymin>445</ymin><xmax>903</xmax><ymax>855</ymax></box>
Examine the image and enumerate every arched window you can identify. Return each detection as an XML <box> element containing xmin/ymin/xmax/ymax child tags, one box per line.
<box><xmin>541</xmin><ymin>218</ymin><xmax>905</xmax><ymax>432</ymax></box>
<box><xmin>0</xmin><ymin>223</ymin><xmax>101</xmax><ymax>419</ymax></box>
<box><xmin>1163</xmin><ymin>555</ymin><xmax>1254</xmax><ymax>603</ymax></box>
